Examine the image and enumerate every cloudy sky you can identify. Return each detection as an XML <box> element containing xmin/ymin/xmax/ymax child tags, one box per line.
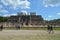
<box><xmin>0</xmin><ymin>0</ymin><xmax>60</xmax><ymax>20</ymax></box>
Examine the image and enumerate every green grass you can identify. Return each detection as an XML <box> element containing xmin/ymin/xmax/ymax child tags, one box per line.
<box><xmin>3</xmin><ymin>27</ymin><xmax>60</xmax><ymax>30</ymax></box>
<box><xmin>53</xmin><ymin>27</ymin><xmax>60</xmax><ymax>30</ymax></box>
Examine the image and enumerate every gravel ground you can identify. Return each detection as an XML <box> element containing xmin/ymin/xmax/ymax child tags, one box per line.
<box><xmin>0</xmin><ymin>30</ymin><xmax>60</xmax><ymax>40</ymax></box>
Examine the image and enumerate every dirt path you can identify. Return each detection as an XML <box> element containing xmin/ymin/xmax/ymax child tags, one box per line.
<box><xmin>0</xmin><ymin>30</ymin><xmax>60</xmax><ymax>40</ymax></box>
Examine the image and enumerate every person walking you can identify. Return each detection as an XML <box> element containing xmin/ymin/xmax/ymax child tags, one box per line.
<box><xmin>47</xmin><ymin>25</ymin><xmax>50</xmax><ymax>33</ymax></box>
<box><xmin>50</xmin><ymin>25</ymin><xmax>54</xmax><ymax>33</ymax></box>
<box><xmin>47</xmin><ymin>25</ymin><xmax>54</xmax><ymax>34</ymax></box>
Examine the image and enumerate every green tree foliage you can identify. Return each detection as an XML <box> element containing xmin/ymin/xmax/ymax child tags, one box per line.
<box><xmin>50</xmin><ymin>19</ymin><xmax>60</xmax><ymax>22</ymax></box>
<box><xmin>0</xmin><ymin>16</ymin><xmax>8</xmax><ymax>22</ymax></box>
<box><xmin>0</xmin><ymin>16</ymin><xmax>3</xmax><ymax>22</ymax></box>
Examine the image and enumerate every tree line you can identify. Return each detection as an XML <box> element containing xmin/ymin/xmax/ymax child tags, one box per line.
<box><xmin>0</xmin><ymin>16</ymin><xmax>8</xmax><ymax>22</ymax></box>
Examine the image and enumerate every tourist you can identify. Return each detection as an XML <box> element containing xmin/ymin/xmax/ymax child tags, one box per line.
<box><xmin>47</xmin><ymin>25</ymin><xmax>50</xmax><ymax>33</ymax></box>
<box><xmin>18</xmin><ymin>25</ymin><xmax>20</xmax><ymax>29</ymax></box>
<box><xmin>16</xmin><ymin>25</ymin><xmax>20</xmax><ymax>30</ymax></box>
<box><xmin>15</xmin><ymin>25</ymin><xmax>18</xmax><ymax>29</ymax></box>
<box><xmin>50</xmin><ymin>25</ymin><xmax>54</xmax><ymax>33</ymax></box>
<box><xmin>47</xmin><ymin>25</ymin><xmax>54</xmax><ymax>34</ymax></box>
<box><xmin>0</xmin><ymin>25</ymin><xmax>3</xmax><ymax>31</ymax></box>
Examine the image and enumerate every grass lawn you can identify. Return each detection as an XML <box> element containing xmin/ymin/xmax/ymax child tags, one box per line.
<box><xmin>3</xmin><ymin>27</ymin><xmax>60</xmax><ymax>30</ymax></box>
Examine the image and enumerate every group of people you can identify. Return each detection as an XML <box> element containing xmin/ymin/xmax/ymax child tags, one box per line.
<box><xmin>15</xmin><ymin>24</ymin><xmax>54</xmax><ymax>34</ymax></box>
<box><xmin>15</xmin><ymin>25</ymin><xmax>20</xmax><ymax>29</ymax></box>
<box><xmin>47</xmin><ymin>25</ymin><xmax>54</xmax><ymax>34</ymax></box>
<box><xmin>0</xmin><ymin>24</ymin><xmax>54</xmax><ymax>34</ymax></box>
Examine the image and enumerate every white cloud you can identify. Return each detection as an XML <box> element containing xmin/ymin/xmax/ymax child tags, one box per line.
<box><xmin>48</xmin><ymin>16</ymin><xmax>52</xmax><ymax>18</ymax></box>
<box><xmin>0</xmin><ymin>5</ymin><xmax>3</xmax><ymax>9</ymax></box>
<box><xmin>0</xmin><ymin>10</ymin><xmax>9</xmax><ymax>14</ymax></box>
<box><xmin>57</xmin><ymin>13</ymin><xmax>60</xmax><ymax>15</ymax></box>
<box><xmin>44</xmin><ymin>5</ymin><xmax>48</xmax><ymax>7</ymax></box>
<box><xmin>3</xmin><ymin>14</ymin><xmax>10</xmax><ymax>17</ymax></box>
<box><xmin>0</xmin><ymin>5</ymin><xmax>9</xmax><ymax>16</ymax></box>
<box><xmin>43</xmin><ymin>0</ymin><xmax>60</xmax><ymax>7</ymax></box>
<box><xmin>0</xmin><ymin>10</ymin><xmax>9</xmax><ymax>17</ymax></box>
<box><xmin>3</xmin><ymin>13</ymin><xmax>17</xmax><ymax>17</ymax></box>
<box><xmin>1</xmin><ymin>0</ymin><xmax>30</xmax><ymax>10</ymax></box>
<box><xmin>10</xmin><ymin>13</ymin><xmax>17</xmax><ymax>16</ymax></box>
<box><xmin>21</xmin><ymin>10</ymin><xmax>28</xmax><ymax>15</ymax></box>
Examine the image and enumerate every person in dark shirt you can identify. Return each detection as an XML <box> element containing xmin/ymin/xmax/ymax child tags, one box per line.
<box><xmin>47</xmin><ymin>25</ymin><xmax>50</xmax><ymax>31</ymax></box>
<box><xmin>18</xmin><ymin>25</ymin><xmax>20</xmax><ymax>29</ymax></box>
<box><xmin>50</xmin><ymin>25</ymin><xmax>54</xmax><ymax>33</ymax></box>
<box><xmin>16</xmin><ymin>25</ymin><xmax>20</xmax><ymax>30</ymax></box>
<box><xmin>0</xmin><ymin>25</ymin><xmax>3</xmax><ymax>31</ymax></box>
<box><xmin>47</xmin><ymin>25</ymin><xmax>54</xmax><ymax>34</ymax></box>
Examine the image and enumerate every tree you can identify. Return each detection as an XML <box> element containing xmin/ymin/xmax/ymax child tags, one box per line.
<box><xmin>0</xmin><ymin>16</ymin><xmax>8</xmax><ymax>22</ymax></box>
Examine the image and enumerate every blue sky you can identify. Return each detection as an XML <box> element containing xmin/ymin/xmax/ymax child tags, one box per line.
<box><xmin>0</xmin><ymin>0</ymin><xmax>60</xmax><ymax>20</ymax></box>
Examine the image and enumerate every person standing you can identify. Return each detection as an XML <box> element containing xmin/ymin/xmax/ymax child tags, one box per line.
<box><xmin>50</xmin><ymin>25</ymin><xmax>54</xmax><ymax>33</ymax></box>
<box><xmin>18</xmin><ymin>25</ymin><xmax>20</xmax><ymax>29</ymax></box>
<box><xmin>47</xmin><ymin>25</ymin><xmax>50</xmax><ymax>33</ymax></box>
<box><xmin>0</xmin><ymin>25</ymin><xmax>3</xmax><ymax>31</ymax></box>
<box><xmin>15</xmin><ymin>25</ymin><xmax>20</xmax><ymax>30</ymax></box>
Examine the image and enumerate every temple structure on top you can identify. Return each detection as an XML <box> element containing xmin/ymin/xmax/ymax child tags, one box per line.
<box><xmin>8</xmin><ymin>12</ymin><xmax>45</xmax><ymax>26</ymax></box>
